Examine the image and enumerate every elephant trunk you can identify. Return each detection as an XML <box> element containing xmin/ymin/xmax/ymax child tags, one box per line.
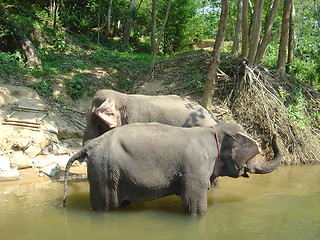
<box><xmin>246</xmin><ymin>134</ymin><xmax>282</xmax><ymax>174</ymax></box>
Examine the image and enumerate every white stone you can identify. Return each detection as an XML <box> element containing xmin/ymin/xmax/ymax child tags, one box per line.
<box><xmin>0</xmin><ymin>156</ymin><xmax>10</xmax><ymax>171</ymax></box>
<box><xmin>10</xmin><ymin>152</ymin><xmax>33</xmax><ymax>169</ymax></box>
<box><xmin>39</xmin><ymin>163</ymin><xmax>61</xmax><ymax>177</ymax></box>
<box><xmin>0</xmin><ymin>167</ymin><xmax>21</xmax><ymax>181</ymax></box>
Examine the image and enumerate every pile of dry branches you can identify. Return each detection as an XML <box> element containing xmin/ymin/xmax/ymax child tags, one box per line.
<box><xmin>216</xmin><ymin>59</ymin><xmax>320</xmax><ymax>164</ymax></box>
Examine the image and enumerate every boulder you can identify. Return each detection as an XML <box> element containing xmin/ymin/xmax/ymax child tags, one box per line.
<box><xmin>39</xmin><ymin>163</ymin><xmax>61</xmax><ymax>177</ymax></box>
<box><xmin>10</xmin><ymin>151</ymin><xmax>33</xmax><ymax>169</ymax></box>
<box><xmin>0</xmin><ymin>167</ymin><xmax>21</xmax><ymax>181</ymax></box>
<box><xmin>0</xmin><ymin>155</ymin><xmax>10</xmax><ymax>171</ymax></box>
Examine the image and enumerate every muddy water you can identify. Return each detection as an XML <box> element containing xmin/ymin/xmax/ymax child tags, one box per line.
<box><xmin>1</xmin><ymin>165</ymin><xmax>320</xmax><ymax>240</ymax></box>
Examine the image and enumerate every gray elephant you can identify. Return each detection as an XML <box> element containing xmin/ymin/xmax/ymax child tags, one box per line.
<box><xmin>63</xmin><ymin>122</ymin><xmax>282</xmax><ymax>216</ymax></box>
<box><xmin>83</xmin><ymin>89</ymin><xmax>220</xmax><ymax>144</ymax></box>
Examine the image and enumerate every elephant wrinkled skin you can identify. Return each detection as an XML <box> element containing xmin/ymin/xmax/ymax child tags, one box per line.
<box><xmin>64</xmin><ymin>122</ymin><xmax>282</xmax><ymax>216</ymax></box>
<box><xmin>83</xmin><ymin>89</ymin><xmax>220</xmax><ymax>144</ymax></box>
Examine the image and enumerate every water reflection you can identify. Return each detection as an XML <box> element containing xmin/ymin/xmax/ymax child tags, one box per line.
<box><xmin>1</xmin><ymin>165</ymin><xmax>319</xmax><ymax>240</ymax></box>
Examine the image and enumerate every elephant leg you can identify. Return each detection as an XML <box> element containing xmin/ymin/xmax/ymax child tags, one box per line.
<box><xmin>89</xmin><ymin>180</ymin><xmax>108</xmax><ymax>212</ymax></box>
<box><xmin>180</xmin><ymin>180</ymin><xmax>208</xmax><ymax>216</ymax></box>
<box><xmin>105</xmin><ymin>168</ymin><xmax>121</xmax><ymax>211</ymax></box>
<box><xmin>89</xmin><ymin>181</ymin><xmax>120</xmax><ymax>212</ymax></box>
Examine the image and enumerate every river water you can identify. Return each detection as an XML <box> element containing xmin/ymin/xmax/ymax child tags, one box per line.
<box><xmin>1</xmin><ymin>165</ymin><xmax>319</xmax><ymax>240</ymax></box>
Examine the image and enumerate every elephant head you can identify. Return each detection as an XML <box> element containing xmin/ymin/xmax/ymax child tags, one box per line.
<box><xmin>245</xmin><ymin>133</ymin><xmax>282</xmax><ymax>174</ymax></box>
<box><xmin>83</xmin><ymin>90</ymin><xmax>127</xmax><ymax>144</ymax></box>
<box><xmin>215</xmin><ymin>122</ymin><xmax>282</xmax><ymax>179</ymax></box>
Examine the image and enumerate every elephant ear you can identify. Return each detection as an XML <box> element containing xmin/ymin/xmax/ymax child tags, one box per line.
<box><xmin>93</xmin><ymin>98</ymin><xmax>121</xmax><ymax>128</ymax></box>
<box><xmin>231</xmin><ymin>132</ymin><xmax>262</xmax><ymax>168</ymax></box>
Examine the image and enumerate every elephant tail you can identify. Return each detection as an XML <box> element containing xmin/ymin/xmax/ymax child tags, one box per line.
<box><xmin>63</xmin><ymin>148</ymin><xmax>87</xmax><ymax>207</ymax></box>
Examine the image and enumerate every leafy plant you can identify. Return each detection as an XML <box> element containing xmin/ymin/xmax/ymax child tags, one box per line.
<box><xmin>53</xmin><ymin>34</ymin><xmax>68</xmax><ymax>52</ymax></box>
<box><xmin>0</xmin><ymin>51</ymin><xmax>26</xmax><ymax>80</ymax></box>
<box><xmin>288</xmin><ymin>58</ymin><xmax>320</xmax><ymax>91</ymax></box>
<box><xmin>28</xmin><ymin>79</ymin><xmax>54</xmax><ymax>97</ymax></box>
<box><xmin>66</xmin><ymin>76</ymin><xmax>87</xmax><ymax>99</ymax></box>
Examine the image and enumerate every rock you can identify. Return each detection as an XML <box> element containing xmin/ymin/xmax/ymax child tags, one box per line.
<box><xmin>12</xmin><ymin>139</ymin><xmax>33</xmax><ymax>151</ymax></box>
<box><xmin>24</xmin><ymin>144</ymin><xmax>43</xmax><ymax>158</ymax></box>
<box><xmin>0</xmin><ymin>156</ymin><xmax>10</xmax><ymax>171</ymax></box>
<box><xmin>0</xmin><ymin>167</ymin><xmax>21</xmax><ymax>181</ymax></box>
<box><xmin>58</xmin><ymin>128</ymin><xmax>83</xmax><ymax>140</ymax></box>
<box><xmin>57</xmin><ymin>154</ymin><xmax>71</xmax><ymax>167</ymax></box>
<box><xmin>33</xmin><ymin>154</ymin><xmax>71</xmax><ymax>168</ymax></box>
<box><xmin>33</xmin><ymin>154</ymin><xmax>59</xmax><ymax>168</ymax></box>
<box><xmin>39</xmin><ymin>163</ymin><xmax>61</xmax><ymax>177</ymax></box>
<box><xmin>10</xmin><ymin>151</ymin><xmax>33</xmax><ymax>169</ymax></box>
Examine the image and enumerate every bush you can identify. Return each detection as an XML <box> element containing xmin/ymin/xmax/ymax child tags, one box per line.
<box><xmin>66</xmin><ymin>76</ymin><xmax>87</xmax><ymax>99</ymax></box>
<box><xmin>288</xmin><ymin>58</ymin><xmax>320</xmax><ymax>90</ymax></box>
<box><xmin>28</xmin><ymin>79</ymin><xmax>54</xmax><ymax>97</ymax></box>
<box><xmin>0</xmin><ymin>51</ymin><xmax>26</xmax><ymax>80</ymax></box>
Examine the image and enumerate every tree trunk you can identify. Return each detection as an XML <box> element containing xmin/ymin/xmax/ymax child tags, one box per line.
<box><xmin>255</xmin><ymin>0</ymin><xmax>281</xmax><ymax>64</ymax></box>
<box><xmin>151</xmin><ymin>0</ymin><xmax>157</xmax><ymax>54</ymax></box>
<box><xmin>53</xmin><ymin>0</ymin><xmax>59</xmax><ymax>30</ymax></box>
<box><xmin>148</xmin><ymin>0</ymin><xmax>172</xmax><ymax>76</ymax></box>
<box><xmin>288</xmin><ymin>1</ymin><xmax>295</xmax><ymax>64</ymax></box>
<box><xmin>241</xmin><ymin>0</ymin><xmax>249</xmax><ymax>59</ymax></box>
<box><xmin>202</xmin><ymin>0</ymin><xmax>230</xmax><ymax>108</ymax></box>
<box><xmin>106</xmin><ymin>0</ymin><xmax>113</xmax><ymax>36</ymax></box>
<box><xmin>16</xmin><ymin>33</ymin><xmax>42</xmax><ymax>69</ymax></box>
<box><xmin>50</xmin><ymin>0</ymin><xmax>53</xmax><ymax>18</ymax></box>
<box><xmin>232</xmin><ymin>0</ymin><xmax>243</xmax><ymax>56</ymax></box>
<box><xmin>247</xmin><ymin>0</ymin><xmax>264</xmax><ymax>67</ymax></box>
<box><xmin>314</xmin><ymin>0</ymin><xmax>320</xmax><ymax>28</ymax></box>
<box><xmin>277</xmin><ymin>0</ymin><xmax>292</xmax><ymax>72</ymax></box>
<box><xmin>123</xmin><ymin>0</ymin><xmax>137</xmax><ymax>44</ymax></box>
<box><xmin>0</xmin><ymin>5</ymin><xmax>41</xmax><ymax>68</ymax></box>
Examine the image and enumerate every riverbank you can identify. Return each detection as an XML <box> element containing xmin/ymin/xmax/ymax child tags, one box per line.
<box><xmin>0</xmin><ymin>160</ymin><xmax>87</xmax><ymax>187</ymax></box>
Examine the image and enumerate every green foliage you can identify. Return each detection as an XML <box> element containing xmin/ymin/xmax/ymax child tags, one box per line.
<box><xmin>53</xmin><ymin>33</ymin><xmax>68</xmax><ymax>52</ymax></box>
<box><xmin>279</xmin><ymin>85</ymin><xmax>319</xmax><ymax>132</ymax></box>
<box><xmin>286</xmin><ymin>89</ymin><xmax>309</xmax><ymax>130</ymax></box>
<box><xmin>288</xmin><ymin>58</ymin><xmax>320</xmax><ymax>90</ymax></box>
<box><xmin>262</xmin><ymin>42</ymin><xmax>279</xmax><ymax>69</ymax></box>
<box><xmin>0</xmin><ymin>51</ymin><xmax>26</xmax><ymax>80</ymax></box>
<box><xmin>28</xmin><ymin>79</ymin><xmax>54</xmax><ymax>97</ymax></box>
<box><xmin>287</xmin><ymin>32</ymin><xmax>320</xmax><ymax>90</ymax></box>
<box><xmin>162</xmin><ymin>0</ymin><xmax>201</xmax><ymax>53</ymax></box>
<box><xmin>66</xmin><ymin>75</ymin><xmax>87</xmax><ymax>99</ymax></box>
<box><xmin>104</xmin><ymin>39</ymin><xmax>134</xmax><ymax>52</ymax></box>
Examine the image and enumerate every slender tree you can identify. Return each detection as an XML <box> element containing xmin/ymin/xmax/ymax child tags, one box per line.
<box><xmin>123</xmin><ymin>0</ymin><xmax>137</xmax><ymax>44</ymax></box>
<box><xmin>106</xmin><ymin>0</ymin><xmax>113</xmax><ymax>36</ymax></box>
<box><xmin>53</xmin><ymin>0</ymin><xmax>59</xmax><ymax>30</ymax></box>
<box><xmin>248</xmin><ymin>0</ymin><xmax>264</xmax><ymax>66</ymax></box>
<box><xmin>241</xmin><ymin>0</ymin><xmax>249</xmax><ymax>59</ymax></box>
<box><xmin>232</xmin><ymin>0</ymin><xmax>243</xmax><ymax>56</ymax></box>
<box><xmin>202</xmin><ymin>0</ymin><xmax>230</xmax><ymax>108</ymax></box>
<box><xmin>288</xmin><ymin>0</ymin><xmax>295</xmax><ymax>64</ymax></box>
<box><xmin>148</xmin><ymin>0</ymin><xmax>172</xmax><ymax>76</ymax></box>
<box><xmin>151</xmin><ymin>0</ymin><xmax>157</xmax><ymax>54</ymax></box>
<box><xmin>277</xmin><ymin>0</ymin><xmax>292</xmax><ymax>72</ymax></box>
<box><xmin>255</xmin><ymin>0</ymin><xmax>281</xmax><ymax>64</ymax></box>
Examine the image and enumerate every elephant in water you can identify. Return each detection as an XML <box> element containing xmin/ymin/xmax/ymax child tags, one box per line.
<box><xmin>83</xmin><ymin>89</ymin><xmax>220</xmax><ymax>144</ymax></box>
<box><xmin>63</xmin><ymin>122</ymin><xmax>282</xmax><ymax>216</ymax></box>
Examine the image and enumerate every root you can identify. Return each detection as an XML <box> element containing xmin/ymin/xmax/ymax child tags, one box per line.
<box><xmin>216</xmin><ymin>59</ymin><xmax>320</xmax><ymax>164</ymax></box>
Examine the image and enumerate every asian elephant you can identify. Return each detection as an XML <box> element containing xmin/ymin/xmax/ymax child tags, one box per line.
<box><xmin>83</xmin><ymin>89</ymin><xmax>220</xmax><ymax>144</ymax></box>
<box><xmin>63</xmin><ymin>122</ymin><xmax>282</xmax><ymax>216</ymax></box>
